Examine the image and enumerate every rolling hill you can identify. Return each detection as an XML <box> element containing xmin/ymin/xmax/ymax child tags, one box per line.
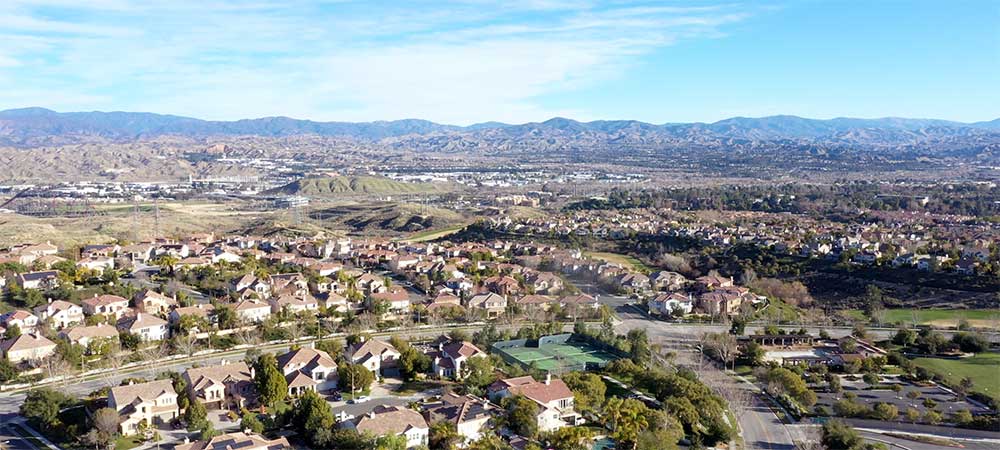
<box><xmin>265</xmin><ymin>175</ymin><xmax>450</xmax><ymax>196</ymax></box>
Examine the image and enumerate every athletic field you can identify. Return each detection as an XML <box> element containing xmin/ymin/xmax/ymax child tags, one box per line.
<box><xmin>496</xmin><ymin>340</ymin><xmax>619</xmax><ymax>373</ymax></box>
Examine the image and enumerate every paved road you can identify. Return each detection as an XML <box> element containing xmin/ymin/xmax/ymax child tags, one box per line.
<box><xmin>0</xmin><ymin>423</ymin><xmax>35</xmax><ymax>450</ymax></box>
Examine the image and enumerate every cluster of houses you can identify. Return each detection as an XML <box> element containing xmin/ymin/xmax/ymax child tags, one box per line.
<box><xmin>105</xmin><ymin>335</ymin><xmax>578</xmax><ymax>450</ymax></box>
<box><xmin>486</xmin><ymin>207</ymin><xmax>998</xmax><ymax>276</ymax></box>
<box><xmin>646</xmin><ymin>274</ymin><xmax>766</xmax><ymax>318</ymax></box>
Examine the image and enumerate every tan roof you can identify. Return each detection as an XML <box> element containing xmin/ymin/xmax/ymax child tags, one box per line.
<box><xmin>276</xmin><ymin>347</ymin><xmax>336</xmax><ymax>373</ymax></box>
<box><xmin>354</xmin><ymin>405</ymin><xmax>427</xmax><ymax>435</ymax></box>
<box><xmin>185</xmin><ymin>362</ymin><xmax>254</xmax><ymax>391</ymax></box>
<box><xmin>491</xmin><ymin>376</ymin><xmax>574</xmax><ymax>406</ymax></box>
<box><xmin>110</xmin><ymin>379</ymin><xmax>175</xmax><ymax>405</ymax></box>
<box><xmin>82</xmin><ymin>294</ymin><xmax>129</xmax><ymax>307</ymax></box>
<box><xmin>174</xmin><ymin>432</ymin><xmax>290</xmax><ymax>450</ymax></box>
<box><xmin>62</xmin><ymin>323</ymin><xmax>119</xmax><ymax>341</ymax></box>
<box><xmin>119</xmin><ymin>313</ymin><xmax>167</xmax><ymax>331</ymax></box>
<box><xmin>349</xmin><ymin>338</ymin><xmax>398</xmax><ymax>360</ymax></box>
<box><xmin>173</xmin><ymin>304</ymin><xmax>215</xmax><ymax>318</ymax></box>
<box><xmin>0</xmin><ymin>333</ymin><xmax>56</xmax><ymax>354</ymax></box>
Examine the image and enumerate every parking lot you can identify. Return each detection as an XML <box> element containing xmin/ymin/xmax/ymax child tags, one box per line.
<box><xmin>814</xmin><ymin>374</ymin><xmax>992</xmax><ymax>418</ymax></box>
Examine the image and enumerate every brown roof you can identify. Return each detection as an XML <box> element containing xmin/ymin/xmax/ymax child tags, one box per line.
<box><xmin>354</xmin><ymin>405</ymin><xmax>428</xmax><ymax>435</ymax></box>
<box><xmin>82</xmin><ymin>294</ymin><xmax>129</xmax><ymax>307</ymax></box>
<box><xmin>62</xmin><ymin>323</ymin><xmax>119</xmax><ymax>341</ymax></box>
<box><xmin>0</xmin><ymin>333</ymin><xmax>56</xmax><ymax>354</ymax></box>
<box><xmin>491</xmin><ymin>376</ymin><xmax>574</xmax><ymax>406</ymax></box>
<box><xmin>174</xmin><ymin>432</ymin><xmax>290</xmax><ymax>450</ymax></box>
<box><xmin>443</xmin><ymin>341</ymin><xmax>484</xmax><ymax>360</ymax></box>
<box><xmin>110</xmin><ymin>379</ymin><xmax>175</xmax><ymax>405</ymax></box>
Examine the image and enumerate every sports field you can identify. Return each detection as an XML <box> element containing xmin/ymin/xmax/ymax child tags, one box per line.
<box><xmin>498</xmin><ymin>341</ymin><xmax>619</xmax><ymax>373</ymax></box>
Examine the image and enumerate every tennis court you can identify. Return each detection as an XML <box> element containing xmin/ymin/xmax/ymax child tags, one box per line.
<box><xmin>496</xmin><ymin>340</ymin><xmax>619</xmax><ymax>373</ymax></box>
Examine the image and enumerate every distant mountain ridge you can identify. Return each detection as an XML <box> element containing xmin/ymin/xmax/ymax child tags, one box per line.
<box><xmin>1</xmin><ymin>107</ymin><xmax>998</xmax><ymax>150</ymax></box>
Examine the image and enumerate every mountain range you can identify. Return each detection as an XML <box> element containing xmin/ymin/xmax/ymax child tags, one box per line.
<box><xmin>1</xmin><ymin>107</ymin><xmax>999</xmax><ymax>151</ymax></box>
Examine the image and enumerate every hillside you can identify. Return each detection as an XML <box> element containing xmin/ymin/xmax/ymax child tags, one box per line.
<box><xmin>266</xmin><ymin>175</ymin><xmax>450</xmax><ymax>196</ymax></box>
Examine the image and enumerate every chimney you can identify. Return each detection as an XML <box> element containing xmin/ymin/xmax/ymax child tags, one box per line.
<box><xmin>545</xmin><ymin>373</ymin><xmax>551</xmax><ymax>385</ymax></box>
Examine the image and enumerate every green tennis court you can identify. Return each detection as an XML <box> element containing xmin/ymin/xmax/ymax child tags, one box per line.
<box><xmin>497</xmin><ymin>341</ymin><xmax>618</xmax><ymax>373</ymax></box>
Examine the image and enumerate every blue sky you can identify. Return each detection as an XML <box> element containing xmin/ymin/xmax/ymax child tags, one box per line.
<box><xmin>1</xmin><ymin>0</ymin><xmax>997</xmax><ymax>124</ymax></box>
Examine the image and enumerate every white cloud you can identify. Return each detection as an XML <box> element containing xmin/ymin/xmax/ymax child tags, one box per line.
<box><xmin>0</xmin><ymin>1</ymin><xmax>753</xmax><ymax>123</ymax></box>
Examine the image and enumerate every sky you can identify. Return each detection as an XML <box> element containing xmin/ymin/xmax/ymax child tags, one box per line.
<box><xmin>1</xmin><ymin>0</ymin><xmax>998</xmax><ymax>125</ymax></box>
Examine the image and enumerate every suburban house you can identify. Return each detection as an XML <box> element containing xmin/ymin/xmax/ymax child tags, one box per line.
<box><xmin>268</xmin><ymin>294</ymin><xmax>319</xmax><ymax>315</ymax></box>
<box><xmin>559</xmin><ymin>294</ymin><xmax>600</xmax><ymax>310</ymax></box>
<box><xmin>346</xmin><ymin>338</ymin><xmax>401</xmax><ymax>376</ymax></box>
<box><xmin>81</xmin><ymin>294</ymin><xmax>131</xmax><ymax>320</ymax></box>
<box><xmin>109</xmin><ymin>379</ymin><xmax>179</xmax><ymax>435</ymax></box>
<box><xmin>60</xmin><ymin>323</ymin><xmax>119</xmax><ymax>349</ymax></box>
<box><xmin>649</xmin><ymin>271</ymin><xmax>688</xmax><ymax>291</ymax></box>
<box><xmin>234</xmin><ymin>299</ymin><xmax>272</xmax><ymax>323</ymax></box>
<box><xmin>15</xmin><ymin>270</ymin><xmax>60</xmax><ymax>290</ymax></box>
<box><xmin>344</xmin><ymin>405</ymin><xmax>429</xmax><ymax>449</ymax></box>
<box><xmin>487</xmin><ymin>375</ymin><xmax>579</xmax><ymax>432</ymax></box>
<box><xmin>648</xmin><ymin>292</ymin><xmax>694</xmax><ymax>316</ymax></box>
<box><xmin>695</xmin><ymin>275</ymin><xmax>734</xmax><ymax>292</ymax></box>
<box><xmin>422</xmin><ymin>393</ymin><xmax>496</xmax><ymax>445</ymax></box>
<box><xmin>118</xmin><ymin>313</ymin><xmax>169</xmax><ymax>342</ymax></box>
<box><xmin>430</xmin><ymin>340</ymin><xmax>486</xmax><ymax>379</ymax></box>
<box><xmin>276</xmin><ymin>347</ymin><xmax>338</xmax><ymax>396</ymax></box>
<box><xmin>183</xmin><ymin>361</ymin><xmax>257</xmax><ymax>410</ymax></box>
<box><xmin>134</xmin><ymin>290</ymin><xmax>177</xmax><ymax>316</ymax></box>
<box><xmin>169</xmin><ymin>304</ymin><xmax>217</xmax><ymax>328</ymax></box>
<box><xmin>466</xmin><ymin>292</ymin><xmax>507</xmax><ymax>319</ymax></box>
<box><xmin>34</xmin><ymin>299</ymin><xmax>84</xmax><ymax>329</ymax></box>
<box><xmin>77</xmin><ymin>256</ymin><xmax>115</xmax><ymax>272</ymax></box>
<box><xmin>0</xmin><ymin>310</ymin><xmax>39</xmax><ymax>333</ymax></box>
<box><xmin>174</xmin><ymin>432</ymin><xmax>291</xmax><ymax>450</ymax></box>
<box><xmin>515</xmin><ymin>294</ymin><xmax>556</xmax><ymax>312</ymax></box>
<box><xmin>1</xmin><ymin>333</ymin><xmax>57</xmax><ymax>363</ymax></box>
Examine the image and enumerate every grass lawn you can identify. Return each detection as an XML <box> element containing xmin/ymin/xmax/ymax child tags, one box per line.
<box><xmin>403</xmin><ymin>224</ymin><xmax>468</xmax><ymax>243</ymax></box>
<box><xmin>341</xmin><ymin>388</ymin><xmax>372</xmax><ymax>401</ymax></box>
<box><xmin>912</xmin><ymin>352</ymin><xmax>1000</xmax><ymax>403</ymax></box>
<box><xmin>393</xmin><ymin>380</ymin><xmax>451</xmax><ymax>396</ymax></box>
<box><xmin>584</xmin><ymin>251</ymin><xmax>652</xmax><ymax>273</ymax></box>
<box><xmin>755</xmin><ymin>298</ymin><xmax>804</xmax><ymax>323</ymax></box>
<box><xmin>115</xmin><ymin>435</ymin><xmax>144</xmax><ymax>450</ymax></box>
<box><xmin>846</xmin><ymin>308</ymin><xmax>1000</xmax><ymax>329</ymax></box>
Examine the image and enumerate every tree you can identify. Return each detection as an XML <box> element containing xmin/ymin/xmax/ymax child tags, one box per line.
<box><xmin>504</xmin><ymin>395</ymin><xmax>540</xmax><ymax>438</ymax></box>
<box><xmin>185</xmin><ymin>399</ymin><xmax>211</xmax><ymax>433</ymax></box>
<box><xmin>449</xmin><ymin>329</ymin><xmax>471</xmax><ymax>343</ymax></box>
<box><xmin>862</xmin><ymin>372</ymin><xmax>879</xmax><ymax>388</ymax></box>
<box><xmin>543</xmin><ymin>426</ymin><xmax>594</xmax><ymax>450</ymax></box>
<box><xmin>466</xmin><ymin>432</ymin><xmax>513</xmax><ymax>450</ymax></box>
<box><xmin>761</xmin><ymin>367</ymin><xmax>816</xmax><ymax>407</ymax></box>
<box><xmin>254</xmin><ymin>353</ymin><xmax>287</xmax><ymax>407</ymax></box>
<box><xmin>905</xmin><ymin>390</ymin><xmax>920</xmax><ymax>401</ymax></box>
<box><xmin>337</xmin><ymin>363</ymin><xmax>375</xmax><ymax>395</ymax></box>
<box><xmin>20</xmin><ymin>388</ymin><xmax>70</xmax><ymax>432</ymax></box>
<box><xmin>870</xmin><ymin>402</ymin><xmax>898</xmax><ymax>421</ymax></box>
<box><xmin>952</xmin><ymin>332</ymin><xmax>989</xmax><ymax>353</ymax></box>
<box><xmin>240</xmin><ymin>409</ymin><xmax>264</xmax><ymax>434</ymax></box>
<box><xmin>215</xmin><ymin>305</ymin><xmax>238</xmax><ymax>330</ymax></box>
<box><xmin>3</xmin><ymin>323</ymin><xmax>21</xmax><ymax>340</ymax></box>
<box><xmin>0</xmin><ymin>358</ymin><xmax>19</xmax><ymax>383</ymax></box>
<box><xmin>604</xmin><ymin>397</ymin><xmax>649</xmax><ymax>450</ymax></box>
<box><xmin>740</xmin><ymin>341</ymin><xmax>765</xmax><ymax>366</ymax></box>
<box><xmin>923</xmin><ymin>410</ymin><xmax>942</xmax><ymax>425</ymax></box>
<box><xmin>462</xmin><ymin>356</ymin><xmax>496</xmax><ymax>394</ymax></box>
<box><xmin>561</xmin><ymin>372</ymin><xmax>606</xmax><ymax>415</ymax></box>
<box><xmin>951</xmin><ymin>409</ymin><xmax>973</xmax><ymax>426</ymax></box>
<box><xmin>294</xmin><ymin>390</ymin><xmax>335</xmax><ymax>446</ymax></box>
<box><xmin>827</xmin><ymin>374</ymin><xmax>842</xmax><ymax>394</ymax></box>
<box><xmin>626</xmin><ymin>329</ymin><xmax>651</xmax><ymax>364</ymax></box>
<box><xmin>315</xmin><ymin>339</ymin><xmax>344</xmax><ymax>359</ymax></box>
<box><xmin>429</xmin><ymin>421</ymin><xmax>461</xmax><ymax>450</ymax></box>
<box><xmin>892</xmin><ymin>328</ymin><xmax>917</xmax><ymax>347</ymax></box>
<box><xmin>392</xmin><ymin>337</ymin><xmax>432</xmax><ymax>381</ymax></box>
<box><xmin>821</xmin><ymin>420</ymin><xmax>863</xmax><ymax>450</ymax></box>
<box><xmin>374</xmin><ymin>433</ymin><xmax>408</xmax><ymax>450</ymax></box>
<box><xmin>905</xmin><ymin>408</ymin><xmax>920</xmax><ymax>423</ymax></box>
<box><xmin>92</xmin><ymin>407</ymin><xmax>120</xmax><ymax>449</ymax></box>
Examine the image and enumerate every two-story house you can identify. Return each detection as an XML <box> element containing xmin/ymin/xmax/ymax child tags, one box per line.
<box><xmin>487</xmin><ymin>375</ymin><xmax>579</xmax><ymax>432</ymax></box>
<box><xmin>109</xmin><ymin>379</ymin><xmax>179</xmax><ymax>435</ymax></box>
<box><xmin>34</xmin><ymin>299</ymin><xmax>85</xmax><ymax>329</ymax></box>
<box><xmin>183</xmin><ymin>361</ymin><xmax>256</xmax><ymax>410</ymax></box>
<box><xmin>276</xmin><ymin>347</ymin><xmax>338</xmax><ymax>396</ymax></box>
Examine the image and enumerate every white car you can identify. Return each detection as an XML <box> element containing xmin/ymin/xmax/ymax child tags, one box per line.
<box><xmin>350</xmin><ymin>396</ymin><xmax>371</xmax><ymax>404</ymax></box>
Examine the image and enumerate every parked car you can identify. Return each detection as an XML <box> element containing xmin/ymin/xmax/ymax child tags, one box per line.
<box><xmin>350</xmin><ymin>395</ymin><xmax>370</xmax><ymax>404</ymax></box>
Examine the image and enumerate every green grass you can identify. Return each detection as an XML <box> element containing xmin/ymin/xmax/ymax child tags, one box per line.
<box><xmin>393</xmin><ymin>380</ymin><xmax>451</xmax><ymax>396</ymax></box>
<box><xmin>755</xmin><ymin>298</ymin><xmax>804</xmax><ymax>323</ymax></box>
<box><xmin>912</xmin><ymin>352</ymin><xmax>1000</xmax><ymax>403</ymax></box>
<box><xmin>403</xmin><ymin>224</ymin><xmax>467</xmax><ymax>243</ymax></box>
<box><xmin>114</xmin><ymin>435</ymin><xmax>144</xmax><ymax>450</ymax></box>
<box><xmin>846</xmin><ymin>308</ymin><xmax>1000</xmax><ymax>329</ymax></box>
<box><xmin>584</xmin><ymin>251</ymin><xmax>652</xmax><ymax>273</ymax></box>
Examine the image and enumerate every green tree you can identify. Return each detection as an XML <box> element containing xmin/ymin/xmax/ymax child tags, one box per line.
<box><xmin>862</xmin><ymin>372</ymin><xmax>879</xmax><ymax>388</ymax></box>
<box><xmin>254</xmin><ymin>353</ymin><xmax>288</xmax><ymax>407</ymax></box>
<box><xmin>466</xmin><ymin>432</ymin><xmax>513</xmax><ymax>450</ymax></box>
<box><xmin>561</xmin><ymin>372</ymin><xmax>606</xmax><ymax>415</ymax></box>
<box><xmin>3</xmin><ymin>323</ymin><xmax>21</xmax><ymax>340</ymax></box>
<box><xmin>892</xmin><ymin>328</ymin><xmax>917</xmax><ymax>347</ymax></box>
<box><xmin>543</xmin><ymin>426</ymin><xmax>594</xmax><ymax>450</ymax></box>
<box><xmin>503</xmin><ymin>395</ymin><xmax>540</xmax><ymax>438</ymax></box>
<box><xmin>0</xmin><ymin>358</ymin><xmax>19</xmax><ymax>383</ymax></box>
<box><xmin>185</xmin><ymin>399</ymin><xmax>210</xmax><ymax>433</ymax></box>
<box><xmin>337</xmin><ymin>363</ymin><xmax>375</xmax><ymax>395</ymax></box>
<box><xmin>294</xmin><ymin>390</ymin><xmax>335</xmax><ymax>446</ymax></box>
<box><xmin>626</xmin><ymin>329</ymin><xmax>651</xmax><ymax>364</ymax></box>
<box><xmin>462</xmin><ymin>356</ymin><xmax>496</xmax><ymax>394</ymax></box>
<box><xmin>20</xmin><ymin>388</ymin><xmax>71</xmax><ymax>432</ymax></box>
<box><xmin>374</xmin><ymin>433</ymin><xmax>408</xmax><ymax>450</ymax></box>
<box><xmin>215</xmin><ymin>305</ymin><xmax>238</xmax><ymax>329</ymax></box>
<box><xmin>391</xmin><ymin>337</ymin><xmax>432</xmax><ymax>381</ymax></box>
<box><xmin>604</xmin><ymin>397</ymin><xmax>649</xmax><ymax>450</ymax></box>
<box><xmin>240</xmin><ymin>409</ymin><xmax>264</xmax><ymax>434</ymax></box>
<box><xmin>951</xmin><ymin>409</ymin><xmax>973</xmax><ymax>426</ymax></box>
<box><xmin>870</xmin><ymin>402</ymin><xmax>898</xmax><ymax>421</ymax></box>
<box><xmin>821</xmin><ymin>419</ymin><xmax>863</xmax><ymax>450</ymax></box>
<box><xmin>429</xmin><ymin>421</ymin><xmax>460</xmax><ymax>450</ymax></box>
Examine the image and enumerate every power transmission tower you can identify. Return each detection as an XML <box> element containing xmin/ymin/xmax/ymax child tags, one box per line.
<box><xmin>154</xmin><ymin>197</ymin><xmax>161</xmax><ymax>242</ymax></box>
<box><xmin>132</xmin><ymin>196</ymin><xmax>141</xmax><ymax>243</ymax></box>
